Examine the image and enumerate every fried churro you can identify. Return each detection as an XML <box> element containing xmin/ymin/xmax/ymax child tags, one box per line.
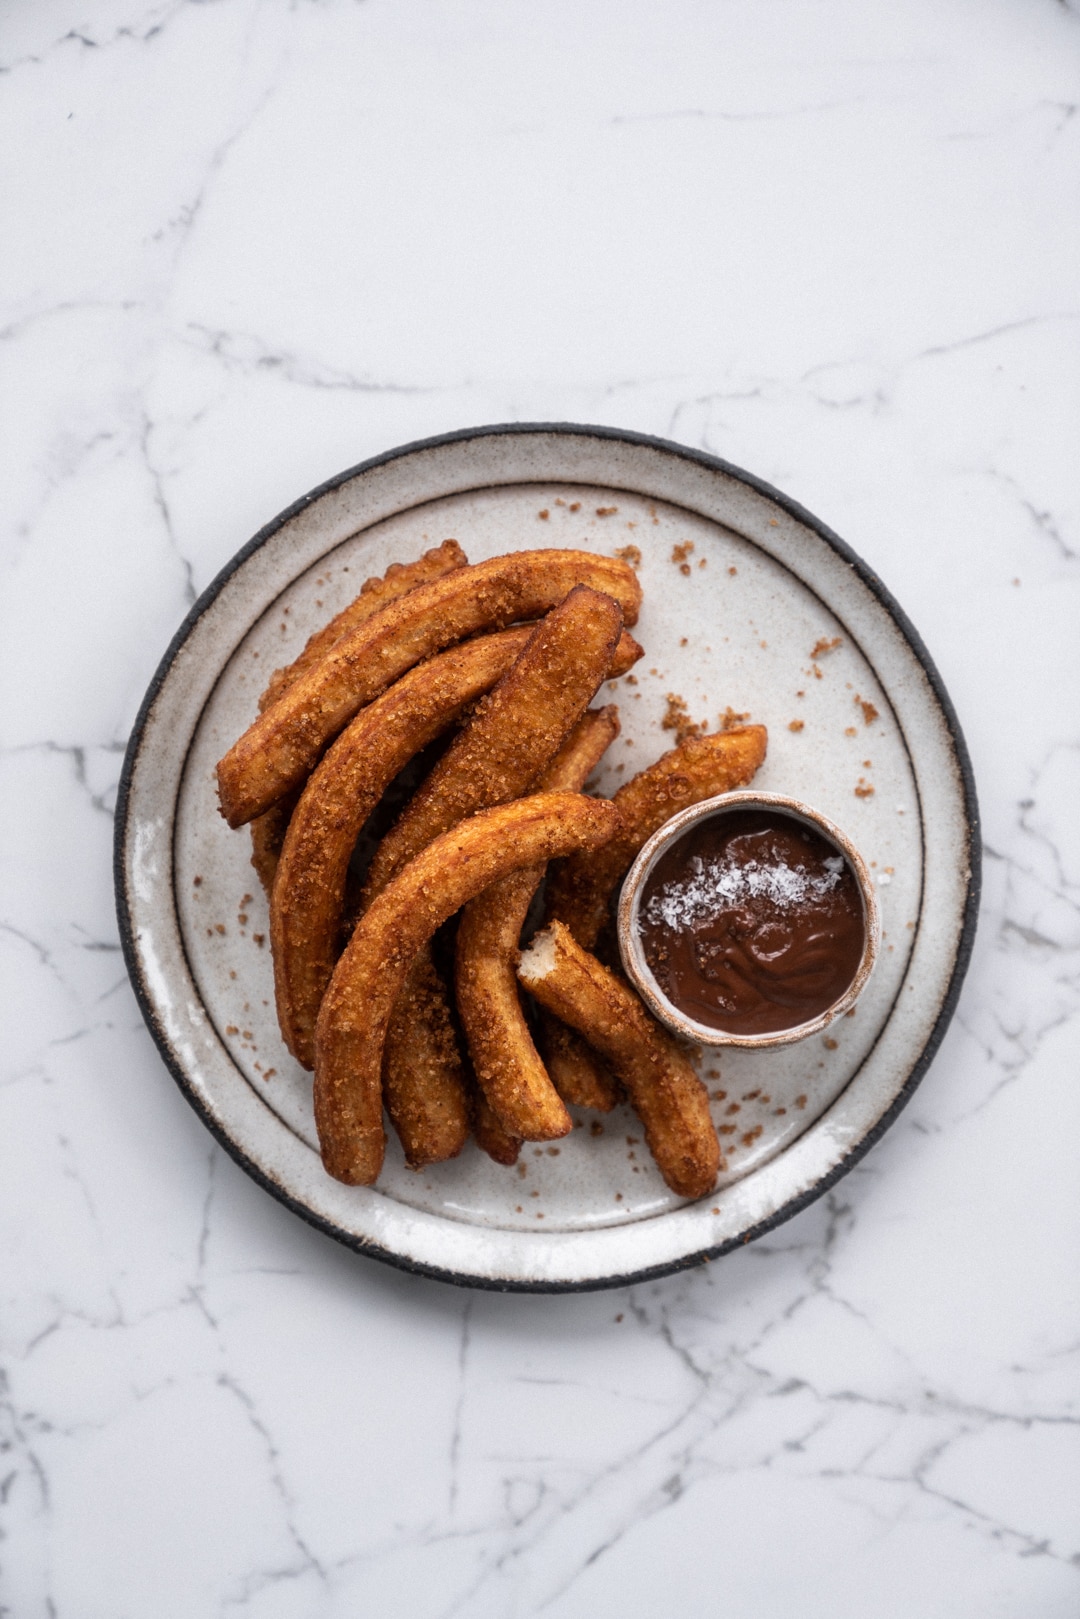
<box><xmin>540</xmin><ymin>726</ymin><xmax>768</xmax><ymax>1107</ymax></box>
<box><xmin>217</xmin><ymin>550</ymin><xmax>642</xmax><ymax>827</ymax></box>
<box><xmin>259</xmin><ymin>540</ymin><xmax>467</xmax><ymax>713</ymax></box>
<box><xmin>314</xmin><ymin>793</ymin><xmax>621</xmax><ymax>1186</ymax></box>
<box><xmin>365</xmin><ymin>586</ymin><xmax>632</xmax><ymax>1169</ymax></box>
<box><xmin>270</xmin><ymin>626</ymin><xmax>535</xmax><ymax>1069</ymax></box>
<box><xmin>518</xmin><ymin>922</ymin><xmax>721</xmax><ymax>1199</ymax></box>
<box><xmin>455</xmin><ymin>706</ymin><xmax>619</xmax><ymax>1142</ymax></box>
<box><xmin>247</xmin><ymin>542</ymin><xmax>468</xmax><ymax>890</ymax></box>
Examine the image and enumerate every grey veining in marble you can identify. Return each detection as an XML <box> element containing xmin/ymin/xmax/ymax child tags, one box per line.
<box><xmin>2</xmin><ymin>0</ymin><xmax>1078</xmax><ymax>1614</ymax></box>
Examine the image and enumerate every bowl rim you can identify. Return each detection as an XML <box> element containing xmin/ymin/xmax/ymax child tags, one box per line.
<box><xmin>617</xmin><ymin>790</ymin><xmax>882</xmax><ymax>1049</ymax></box>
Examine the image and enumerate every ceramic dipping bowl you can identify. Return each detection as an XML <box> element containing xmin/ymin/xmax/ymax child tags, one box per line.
<box><xmin>617</xmin><ymin>790</ymin><xmax>881</xmax><ymax>1051</ymax></box>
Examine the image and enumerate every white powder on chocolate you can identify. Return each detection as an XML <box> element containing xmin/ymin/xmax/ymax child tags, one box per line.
<box><xmin>642</xmin><ymin>851</ymin><xmax>845</xmax><ymax>931</ymax></box>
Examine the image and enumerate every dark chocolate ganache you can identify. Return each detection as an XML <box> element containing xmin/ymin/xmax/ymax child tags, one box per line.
<box><xmin>637</xmin><ymin>809</ymin><xmax>864</xmax><ymax>1035</ymax></box>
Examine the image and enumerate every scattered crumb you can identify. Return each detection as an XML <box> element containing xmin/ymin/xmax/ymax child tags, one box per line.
<box><xmin>788</xmin><ymin>719</ymin><xmax>805</xmax><ymax>733</ymax></box>
<box><xmin>625</xmin><ymin>673</ymin><xmax>638</xmax><ymax>685</ymax></box>
<box><xmin>728</xmin><ymin>565</ymin><xmax>737</xmax><ymax>576</ymax></box>
<box><xmin>774</xmin><ymin>1107</ymin><xmax>787</xmax><ymax>1116</ymax></box>
<box><xmin>225</xmin><ymin>1025</ymin><xmax>238</xmax><ymax>1036</ymax></box>
<box><xmin>596</xmin><ymin>506</ymin><xmax>618</xmax><ymax>517</ymax></box>
<box><xmin>569</xmin><ymin>502</ymin><xmax>580</xmax><ymax>512</ymax></box>
<box><xmin>711</xmin><ymin>1208</ymin><xmax>719</xmax><ymax>1216</ymax></box>
<box><xmin>741</xmin><ymin>1126</ymin><xmax>763</xmax><ymax>1147</ymax></box>
<box><xmin>845</xmin><ymin>726</ymin><xmax>858</xmax><ymax>737</ymax></box>
<box><xmin>810</xmin><ymin>636</ymin><xmax>842</xmax><ymax>659</ymax></box>
<box><xmin>263</xmin><ymin>1068</ymin><xmax>276</xmax><ymax>1079</ymax></box>
<box><xmin>615</xmin><ymin>544</ymin><xmax>642</xmax><ymax>568</ymax></box>
<box><xmin>796</xmin><ymin>690</ymin><xmax>805</xmax><ymax>699</ymax></box>
<box><xmin>863</xmin><ymin>759</ymin><xmax>872</xmax><ymax>769</ymax></box>
<box><xmin>626</xmin><ymin>1135</ymin><xmax>640</xmax><ymax>1145</ymax></box>
<box><xmin>238</xmin><ymin>913</ymin><xmax>248</xmax><ymax>927</ymax></box>
<box><xmin>679</xmin><ymin>636</ymin><xmax>688</xmax><ymax>646</ymax></box>
<box><xmin>214</xmin><ymin>924</ymin><xmax>225</xmax><ymax>936</ymax></box>
<box><xmin>253</xmin><ymin>933</ymin><xmax>265</xmax><ymax>947</ymax></box>
<box><xmin>515</xmin><ymin>1205</ymin><xmax>523</xmax><ymax>1213</ymax></box>
<box><xmin>538</xmin><ymin>509</ymin><xmax>549</xmax><ymax>520</ymax></box>
<box><xmin>856</xmin><ymin>695</ymin><xmax>879</xmax><ymax>725</ymax></box>
<box><xmin>855</xmin><ymin>778</ymin><xmax>875</xmax><ymax>798</ymax></box>
<box><xmin>193</xmin><ymin>875</ymin><xmax>202</xmax><ymax>887</ymax></box>
<box><xmin>517</xmin><ymin>1163</ymin><xmax>527</xmax><ymax>1177</ymax></box>
<box><xmin>725</xmin><ymin>1102</ymin><xmax>741</xmax><ymax>1116</ymax></box>
<box><xmin>547</xmin><ymin>1147</ymin><xmax>560</xmax><ymax>1156</ymax></box>
<box><xmin>719</xmin><ymin>706</ymin><xmax>750</xmax><ymax>731</ymax></box>
<box><xmin>589</xmin><ymin>1120</ymin><xmax>604</xmax><ymax>1137</ymax></box>
<box><xmin>823</xmin><ymin>1036</ymin><xmax>838</xmax><ymax>1051</ymax></box>
<box><xmin>615</xmin><ymin>1313</ymin><xmax>624</xmax><ymax>1322</ymax></box>
<box><xmin>671</xmin><ymin>541</ymin><xmax>695</xmax><ymax>575</ymax></box>
<box><xmin>698</xmin><ymin>557</ymin><xmax>707</xmax><ymax>568</ymax></box>
<box><xmin>742</xmin><ymin>1089</ymin><xmax>761</xmax><ymax>1100</ymax></box>
<box><xmin>615</xmin><ymin>1192</ymin><xmax>623</xmax><ymax>1202</ymax></box>
<box><xmin>710</xmin><ymin>1089</ymin><xmax>727</xmax><ymax>1102</ymax></box>
<box><xmin>662</xmin><ymin>692</ymin><xmax>707</xmax><ymax>743</ymax></box>
<box><xmin>795</xmin><ymin>1094</ymin><xmax>808</xmax><ymax>1109</ymax></box>
<box><xmin>719</xmin><ymin>1125</ymin><xmax>736</xmax><ymax>1136</ymax></box>
<box><xmin>555</xmin><ymin>498</ymin><xmax>565</xmax><ymax>507</ymax></box>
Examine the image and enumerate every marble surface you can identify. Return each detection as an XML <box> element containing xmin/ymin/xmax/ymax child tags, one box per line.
<box><xmin>2</xmin><ymin>1</ymin><xmax>1078</xmax><ymax>1613</ymax></box>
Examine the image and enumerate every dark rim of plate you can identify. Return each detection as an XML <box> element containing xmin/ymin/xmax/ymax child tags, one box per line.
<box><xmin>114</xmin><ymin>422</ymin><xmax>982</xmax><ymax>1294</ymax></box>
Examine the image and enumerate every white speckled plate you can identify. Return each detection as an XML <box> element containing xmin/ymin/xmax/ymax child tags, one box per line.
<box><xmin>115</xmin><ymin>425</ymin><xmax>979</xmax><ymax>1291</ymax></box>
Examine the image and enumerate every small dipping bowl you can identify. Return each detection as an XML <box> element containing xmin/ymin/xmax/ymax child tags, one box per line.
<box><xmin>617</xmin><ymin>791</ymin><xmax>881</xmax><ymax>1050</ymax></box>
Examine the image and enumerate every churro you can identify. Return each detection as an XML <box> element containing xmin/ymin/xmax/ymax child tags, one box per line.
<box><xmin>455</xmin><ymin>707</ymin><xmax>619</xmax><ymax>1141</ymax></box>
<box><xmin>217</xmin><ymin>550</ymin><xmax>642</xmax><ymax>827</ymax></box>
<box><xmin>518</xmin><ymin>922</ymin><xmax>721</xmax><ymax>1199</ymax></box>
<box><xmin>314</xmin><ymin>792</ymin><xmax>621</xmax><ymax>1186</ymax></box>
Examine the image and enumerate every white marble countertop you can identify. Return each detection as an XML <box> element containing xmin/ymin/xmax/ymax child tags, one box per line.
<box><xmin>2</xmin><ymin>2</ymin><xmax>1078</xmax><ymax>1614</ymax></box>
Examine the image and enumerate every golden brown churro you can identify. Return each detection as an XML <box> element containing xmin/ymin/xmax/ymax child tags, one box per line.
<box><xmin>314</xmin><ymin>793</ymin><xmax>621</xmax><ymax>1186</ymax></box>
<box><xmin>454</xmin><ymin>707</ymin><xmax>620</xmax><ymax>1142</ymax></box>
<box><xmin>270</xmin><ymin>627</ymin><xmax>534</xmax><ymax>1069</ymax></box>
<box><xmin>364</xmin><ymin>586</ymin><xmax>630</xmax><ymax>1169</ymax></box>
<box><xmin>258</xmin><ymin>540</ymin><xmax>468</xmax><ymax>713</ymax></box>
<box><xmin>247</xmin><ymin>543</ymin><xmax>468</xmax><ymax>890</ymax></box>
<box><xmin>541</xmin><ymin>726</ymin><xmax>768</xmax><ymax>1107</ymax></box>
<box><xmin>518</xmin><ymin>922</ymin><xmax>721</xmax><ymax>1199</ymax></box>
<box><xmin>217</xmin><ymin>550</ymin><xmax>642</xmax><ymax>827</ymax></box>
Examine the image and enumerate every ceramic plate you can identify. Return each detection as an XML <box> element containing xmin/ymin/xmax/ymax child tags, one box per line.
<box><xmin>114</xmin><ymin>425</ymin><xmax>979</xmax><ymax>1291</ymax></box>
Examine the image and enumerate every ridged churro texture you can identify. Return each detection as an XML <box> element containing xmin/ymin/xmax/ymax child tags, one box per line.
<box><xmin>258</xmin><ymin>540</ymin><xmax>468</xmax><ymax>713</ymax></box>
<box><xmin>247</xmin><ymin>542</ymin><xmax>468</xmax><ymax>888</ymax></box>
<box><xmin>313</xmin><ymin>793</ymin><xmax>621</xmax><ymax>1186</ymax></box>
<box><xmin>362</xmin><ymin>586</ymin><xmax>630</xmax><ymax>1169</ymax></box>
<box><xmin>455</xmin><ymin>707</ymin><xmax>620</xmax><ymax>1142</ymax></box>
<box><xmin>216</xmin><ymin>549</ymin><xmax>642</xmax><ymax>827</ymax></box>
<box><xmin>519</xmin><ymin>922</ymin><xmax>721</xmax><ymax>1200</ymax></box>
<box><xmin>269</xmin><ymin>626</ymin><xmax>536</xmax><ymax>1069</ymax></box>
<box><xmin>364</xmin><ymin>586</ymin><xmax>627</xmax><ymax>898</ymax></box>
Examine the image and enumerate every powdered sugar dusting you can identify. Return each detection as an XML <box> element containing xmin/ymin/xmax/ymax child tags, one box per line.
<box><xmin>642</xmin><ymin>851</ymin><xmax>845</xmax><ymax>931</ymax></box>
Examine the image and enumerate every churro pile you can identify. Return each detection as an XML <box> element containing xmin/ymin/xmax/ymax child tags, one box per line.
<box><xmin>215</xmin><ymin>543</ymin><xmax>767</xmax><ymax>1197</ymax></box>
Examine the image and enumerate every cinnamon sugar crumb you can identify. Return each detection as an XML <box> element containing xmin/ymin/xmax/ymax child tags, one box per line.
<box><xmin>823</xmin><ymin>1036</ymin><xmax>838</xmax><ymax>1050</ymax></box>
<box><xmin>855</xmin><ymin>778</ymin><xmax>875</xmax><ymax>798</ymax></box>
<box><xmin>795</xmin><ymin>1094</ymin><xmax>808</xmax><ymax>1109</ymax></box>
<box><xmin>788</xmin><ymin>719</ymin><xmax>805</xmax><ymax>733</ymax></box>
<box><xmin>845</xmin><ymin>726</ymin><xmax>858</xmax><ymax>737</ymax></box>
<box><xmin>662</xmin><ymin>693</ymin><xmax>707</xmax><ymax>743</ymax></box>
<box><xmin>615</xmin><ymin>544</ymin><xmax>642</xmax><ymax>568</ymax></box>
<box><xmin>856</xmin><ymin>695</ymin><xmax>879</xmax><ymax>725</ymax></box>
<box><xmin>719</xmin><ymin>706</ymin><xmax>750</xmax><ymax>732</ymax></box>
<box><xmin>728</xmin><ymin>565</ymin><xmax>737</xmax><ymax>576</ymax></box>
<box><xmin>538</xmin><ymin>509</ymin><xmax>549</xmax><ymax>520</ymax></box>
<box><xmin>810</xmin><ymin>636</ymin><xmax>842</xmax><ymax>659</ymax></box>
<box><xmin>596</xmin><ymin>506</ymin><xmax>617</xmax><ymax>517</ymax></box>
<box><xmin>569</xmin><ymin>502</ymin><xmax>581</xmax><ymax>512</ymax></box>
<box><xmin>671</xmin><ymin>541</ymin><xmax>695</xmax><ymax>576</ymax></box>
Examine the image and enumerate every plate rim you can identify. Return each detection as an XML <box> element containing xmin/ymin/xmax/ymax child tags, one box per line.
<box><xmin>113</xmin><ymin>422</ymin><xmax>981</xmax><ymax>1293</ymax></box>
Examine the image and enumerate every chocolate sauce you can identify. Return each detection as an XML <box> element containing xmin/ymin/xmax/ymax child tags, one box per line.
<box><xmin>637</xmin><ymin>809</ymin><xmax>864</xmax><ymax>1036</ymax></box>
